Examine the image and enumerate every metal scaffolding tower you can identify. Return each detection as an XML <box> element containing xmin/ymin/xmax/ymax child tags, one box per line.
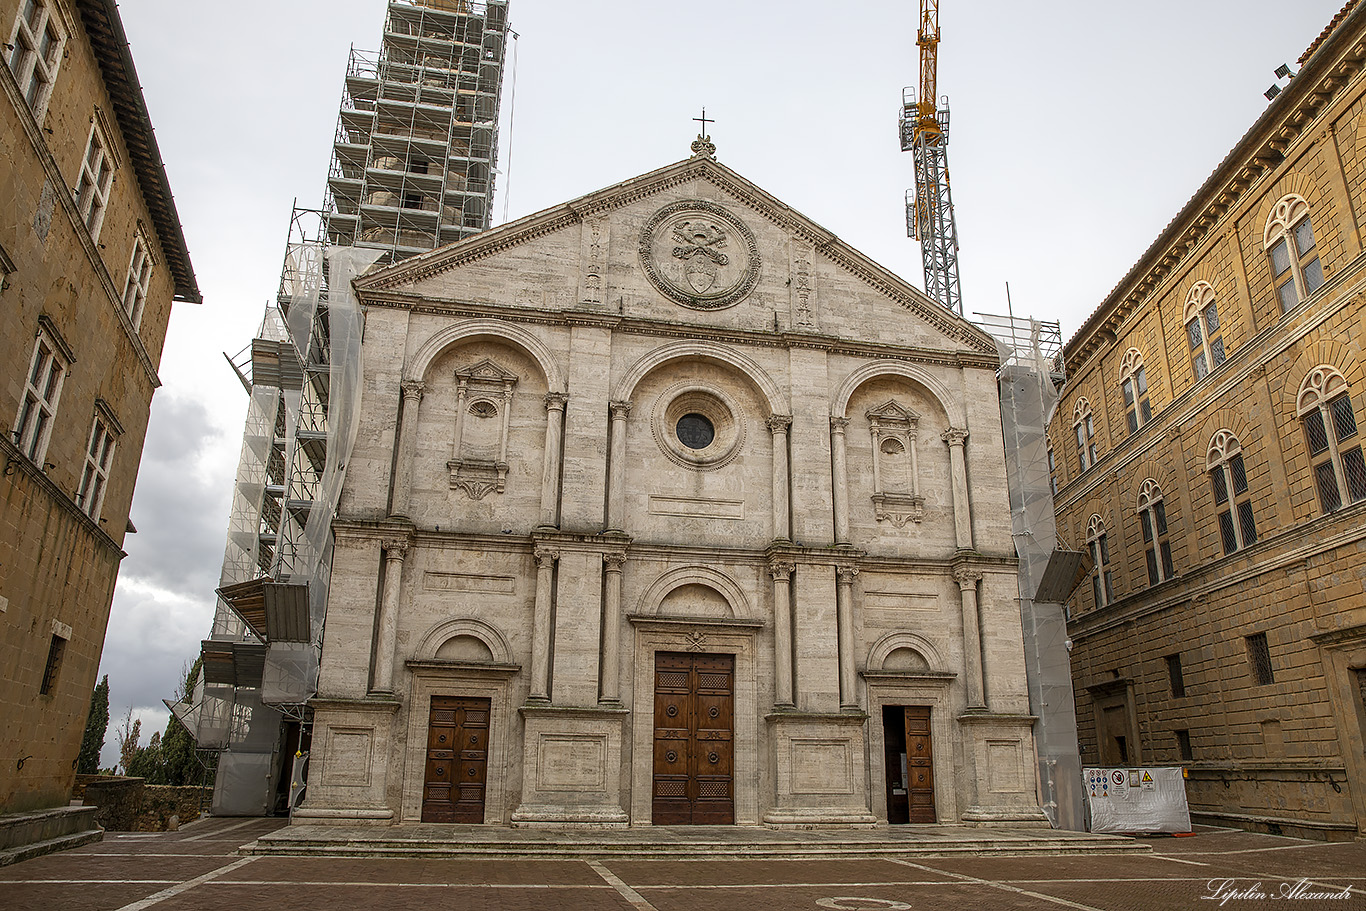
<box><xmin>976</xmin><ymin>309</ymin><xmax>1087</xmax><ymax>832</ymax></box>
<box><xmin>900</xmin><ymin>0</ymin><xmax>964</xmax><ymax>316</ymax></box>
<box><xmin>176</xmin><ymin>0</ymin><xmax>511</xmax><ymax>817</ymax></box>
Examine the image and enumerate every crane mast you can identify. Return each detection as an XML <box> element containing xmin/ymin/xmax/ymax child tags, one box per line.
<box><xmin>900</xmin><ymin>0</ymin><xmax>964</xmax><ymax>316</ymax></box>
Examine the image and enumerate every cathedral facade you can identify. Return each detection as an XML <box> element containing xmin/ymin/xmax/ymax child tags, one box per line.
<box><xmin>298</xmin><ymin>149</ymin><xmax>1047</xmax><ymax>827</ymax></box>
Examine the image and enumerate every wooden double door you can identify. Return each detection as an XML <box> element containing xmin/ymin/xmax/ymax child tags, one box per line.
<box><xmin>421</xmin><ymin>695</ymin><xmax>490</xmax><ymax>823</ymax></box>
<box><xmin>652</xmin><ymin>652</ymin><xmax>735</xmax><ymax>824</ymax></box>
<box><xmin>883</xmin><ymin>705</ymin><xmax>936</xmax><ymax>824</ymax></box>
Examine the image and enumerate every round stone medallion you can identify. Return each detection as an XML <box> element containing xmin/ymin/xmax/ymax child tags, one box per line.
<box><xmin>639</xmin><ymin>200</ymin><xmax>761</xmax><ymax>310</ymax></box>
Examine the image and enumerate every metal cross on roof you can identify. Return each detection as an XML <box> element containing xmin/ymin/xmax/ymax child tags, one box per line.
<box><xmin>693</xmin><ymin>107</ymin><xmax>713</xmax><ymax>138</ymax></box>
<box><xmin>691</xmin><ymin>107</ymin><xmax>717</xmax><ymax>158</ymax></box>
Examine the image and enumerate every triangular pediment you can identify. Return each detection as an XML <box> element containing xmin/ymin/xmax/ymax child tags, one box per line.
<box><xmin>456</xmin><ymin>358</ymin><xmax>519</xmax><ymax>384</ymax></box>
<box><xmin>355</xmin><ymin>154</ymin><xmax>998</xmax><ymax>356</ymax></box>
<box><xmin>866</xmin><ymin>400</ymin><xmax>921</xmax><ymax>425</ymax></box>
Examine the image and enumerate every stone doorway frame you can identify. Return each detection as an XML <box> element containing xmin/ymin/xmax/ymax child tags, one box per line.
<box><xmin>861</xmin><ymin>671</ymin><xmax>957</xmax><ymax>824</ymax></box>
<box><xmin>402</xmin><ymin>661</ymin><xmax>518</xmax><ymax>825</ymax></box>
<box><xmin>628</xmin><ymin>616</ymin><xmax>761</xmax><ymax>825</ymax></box>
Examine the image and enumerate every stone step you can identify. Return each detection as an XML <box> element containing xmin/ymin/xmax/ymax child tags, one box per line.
<box><xmin>243</xmin><ymin>827</ymin><xmax>1149</xmax><ymax>860</ymax></box>
<box><xmin>0</xmin><ymin>807</ymin><xmax>103</xmax><ymax>867</ymax></box>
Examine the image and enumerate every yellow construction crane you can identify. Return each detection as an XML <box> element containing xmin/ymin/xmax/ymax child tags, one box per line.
<box><xmin>900</xmin><ymin>0</ymin><xmax>963</xmax><ymax>315</ymax></box>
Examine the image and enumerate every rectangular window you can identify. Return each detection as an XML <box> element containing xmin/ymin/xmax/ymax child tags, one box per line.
<box><xmin>1343</xmin><ymin>447</ymin><xmax>1366</xmax><ymax>503</ymax></box>
<box><xmin>1165</xmin><ymin>653</ymin><xmax>1185</xmax><ymax>698</ymax></box>
<box><xmin>77</xmin><ymin>414</ymin><xmax>116</xmax><ymax>519</ymax></box>
<box><xmin>1193</xmin><ymin>351</ymin><xmax>1208</xmax><ymax>381</ymax></box>
<box><xmin>1316</xmin><ymin>459</ymin><xmax>1343</xmax><ymax>512</ymax></box>
<box><xmin>1305</xmin><ymin>410</ymin><xmax>1330</xmax><ymax>456</ymax></box>
<box><xmin>1230</xmin><ymin>454</ymin><xmax>1249</xmax><ymax>495</ymax></box>
<box><xmin>1246</xmin><ymin>632</ymin><xmax>1274</xmax><ymax>685</ymax></box>
<box><xmin>1210</xmin><ymin>337</ymin><xmax>1226</xmax><ymax>370</ymax></box>
<box><xmin>74</xmin><ymin>123</ymin><xmax>115</xmax><ymax>241</ymax></box>
<box><xmin>13</xmin><ymin>330</ymin><xmax>67</xmax><ymax>463</ymax></box>
<box><xmin>1331</xmin><ymin>395</ymin><xmax>1357</xmax><ymax>443</ymax></box>
<box><xmin>121</xmin><ymin>236</ymin><xmax>153</xmax><ymax>328</ymax></box>
<box><xmin>1160</xmin><ymin>540</ymin><xmax>1174</xmax><ymax>579</ymax></box>
<box><xmin>1237</xmin><ymin>500</ymin><xmax>1257</xmax><ymax>546</ymax></box>
<box><xmin>1175</xmin><ymin>729</ymin><xmax>1193</xmax><ymax>762</ymax></box>
<box><xmin>40</xmin><ymin>633</ymin><xmax>66</xmax><ymax>694</ymax></box>
<box><xmin>1145</xmin><ymin>547</ymin><xmax>1160</xmax><ymax>585</ymax></box>
<box><xmin>6</xmin><ymin>0</ymin><xmax>63</xmax><ymax>119</ymax></box>
<box><xmin>1218</xmin><ymin>509</ymin><xmax>1237</xmax><ymax>554</ymax></box>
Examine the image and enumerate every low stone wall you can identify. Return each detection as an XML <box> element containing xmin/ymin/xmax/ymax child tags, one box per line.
<box><xmin>80</xmin><ymin>777</ymin><xmax>144</xmax><ymax>831</ymax></box>
<box><xmin>75</xmin><ymin>777</ymin><xmax>212</xmax><ymax>832</ymax></box>
<box><xmin>136</xmin><ymin>786</ymin><xmax>211</xmax><ymax>832</ymax></box>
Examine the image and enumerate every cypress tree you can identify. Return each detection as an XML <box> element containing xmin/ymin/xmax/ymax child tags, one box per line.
<box><xmin>77</xmin><ymin>675</ymin><xmax>109</xmax><ymax>775</ymax></box>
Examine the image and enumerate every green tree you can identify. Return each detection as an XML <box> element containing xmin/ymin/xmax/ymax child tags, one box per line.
<box><xmin>77</xmin><ymin>675</ymin><xmax>109</xmax><ymax>775</ymax></box>
<box><xmin>160</xmin><ymin>659</ymin><xmax>204</xmax><ymax>786</ymax></box>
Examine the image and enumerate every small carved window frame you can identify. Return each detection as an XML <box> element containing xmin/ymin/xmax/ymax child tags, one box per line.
<box><xmin>866</xmin><ymin>400</ymin><xmax>924</xmax><ymax>526</ymax></box>
<box><xmin>447</xmin><ymin>359</ymin><xmax>518</xmax><ymax>500</ymax></box>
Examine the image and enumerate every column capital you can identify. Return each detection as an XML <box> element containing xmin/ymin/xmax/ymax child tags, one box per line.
<box><xmin>609</xmin><ymin>400</ymin><xmax>633</xmax><ymax>419</ymax></box>
<box><xmin>534</xmin><ymin>546</ymin><xmax>560</xmax><ymax>568</ymax></box>
<box><xmin>941</xmin><ymin>427</ymin><xmax>970</xmax><ymax>447</ymax></box>
<box><xmin>953</xmin><ymin>566</ymin><xmax>984</xmax><ymax>588</ymax></box>
<box><xmin>544</xmin><ymin>391</ymin><xmax>569</xmax><ymax>412</ymax></box>
<box><xmin>381</xmin><ymin>537</ymin><xmax>411</xmax><ymax>558</ymax></box>
<box><xmin>767</xmin><ymin>559</ymin><xmax>796</xmax><ymax>581</ymax></box>
<box><xmin>766</xmin><ymin>413</ymin><xmax>793</xmax><ymax>434</ymax></box>
<box><xmin>602</xmin><ymin>551</ymin><xmax>628</xmax><ymax>571</ymax></box>
<box><xmin>836</xmin><ymin>564</ymin><xmax>861</xmax><ymax>584</ymax></box>
<box><xmin>830</xmin><ymin>415</ymin><xmax>850</xmax><ymax>433</ymax></box>
<box><xmin>401</xmin><ymin>380</ymin><xmax>426</xmax><ymax>402</ymax></box>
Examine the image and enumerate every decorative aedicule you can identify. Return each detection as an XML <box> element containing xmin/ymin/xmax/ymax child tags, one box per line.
<box><xmin>447</xmin><ymin>359</ymin><xmax>518</xmax><ymax>499</ymax></box>
<box><xmin>639</xmin><ymin>200</ymin><xmax>761</xmax><ymax>310</ymax></box>
<box><xmin>866</xmin><ymin>400</ymin><xmax>924</xmax><ymax>526</ymax></box>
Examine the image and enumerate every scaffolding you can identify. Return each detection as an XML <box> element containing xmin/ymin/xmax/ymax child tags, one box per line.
<box><xmin>976</xmin><ymin>308</ymin><xmax>1087</xmax><ymax>832</ymax></box>
<box><xmin>325</xmin><ymin>0</ymin><xmax>509</xmax><ymax>262</ymax></box>
<box><xmin>183</xmin><ymin>0</ymin><xmax>510</xmax><ymax>817</ymax></box>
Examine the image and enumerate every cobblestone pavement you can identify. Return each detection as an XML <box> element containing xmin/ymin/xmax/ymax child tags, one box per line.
<box><xmin>1</xmin><ymin>818</ymin><xmax>1363</xmax><ymax>911</ymax></box>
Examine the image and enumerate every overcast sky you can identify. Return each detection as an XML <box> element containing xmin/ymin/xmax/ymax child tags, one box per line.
<box><xmin>96</xmin><ymin>0</ymin><xmax>1348</xmax><ymax>767</ymax></box>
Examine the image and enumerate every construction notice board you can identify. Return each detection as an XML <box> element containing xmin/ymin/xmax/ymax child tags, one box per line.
<box><xmin>1084</xmin><ymin>767</ymin><xmax>1191</xmax><ymax>834</ymax></box>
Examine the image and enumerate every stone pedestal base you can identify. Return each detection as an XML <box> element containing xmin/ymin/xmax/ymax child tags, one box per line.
<box><xmin>957</xmin><ymin>712</ymin><xmax>1051</xmax><ymax>827</ymax></box>
<box><xmin>511</xmin><ymin>705</ymin><xmax>630</xmax><ymax>827</ymax></box>
<box><xmin>300</xmin><ymin>697</ymin><xmax>402</xmax><ymax>825</ymax></box>
<box><xmin>763</xmin><ymin>711</ymin><xmax>877</xmax><ymax>827</ymax></box>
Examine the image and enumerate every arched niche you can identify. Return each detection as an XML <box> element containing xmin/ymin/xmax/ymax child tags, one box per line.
<box><xmin>614</xmin><ymin>341</ymin><xmax>788</xmax><ymax>416</ymax></box>
<box><xmin>406</xmin><ymin>319</ymin><xmax>565</xmax><ymax>392</ymax></box>
<box><xmin>868</xmin><ymin>632</ymin><xmax>946</xmax><ymax>674</ymax></box>
<box><xmin>414</xmin><ymin>617</ymin><xmax>513</xmax><ymax>665</ymax></box>
<box><xmin>636</xmin><ymin>566</ymin><xmax>752</xmax><ymax>621</ymax></box>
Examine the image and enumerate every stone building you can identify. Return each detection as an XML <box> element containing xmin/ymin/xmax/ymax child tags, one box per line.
<box><xmin>1048</xmin><ymin>3</ymin><xmax>1366</xmax><ymax>840</ymax></box>
<box><xmin>0</xmin><ymin>0</ymin><xmax>198</xmax><ymax>832</ymax></box>
<box><xmin>297</xmin><ymin>143</ymin><xmax>1048</xmax><ymax>828</ymax></box>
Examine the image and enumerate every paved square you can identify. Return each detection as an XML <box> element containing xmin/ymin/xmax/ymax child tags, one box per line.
<box><xmin>1</xmin><ymin>819</ymin><xmax>1362</xmax><ymax>911</ymax></box>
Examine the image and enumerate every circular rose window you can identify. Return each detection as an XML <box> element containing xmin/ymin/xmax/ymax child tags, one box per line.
<box><xmin>651</xmin><ymin>383</ymin><xmax>746</xmax><ymax>471</ymax></box>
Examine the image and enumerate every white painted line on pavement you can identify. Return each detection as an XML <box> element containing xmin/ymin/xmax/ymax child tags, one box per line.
<box><xmin>589</xmin><ymin>860</ymin><xmax>661</xmax><ymax>911</ymax></box>
<box><xmin>179</xmin><ymin>819</ymin><xmax>271</xmax><ymax>842</ymax></box>
<box><xmin>889</xmin><ymin>858</ymin><xmax>1107</xmax><ymax>911</ymax></box>
<box><xmin>109</xmin><ymin>856</ymin><xmax>257</xmax><ymax>911</ymax></box>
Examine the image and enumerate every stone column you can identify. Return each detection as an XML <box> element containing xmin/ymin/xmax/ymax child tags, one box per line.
<box><xmin>370</xmin><ymin>537</ymin><xmax>410</xmax><ymax>695</ymax></box>
<box><xmin>605</xmin><ymin>401</ymin><xmax>632</xmax><ymax>532</ymax></box>
<box><xmin>600</xmin><ymin>552</ymin><xmax>626</xmax><ymax>705</ymax></box>
<box><xmin>830</xmin><ymin>417</ymin><xmax>851</xmax><ymax>544</ymax></box>
<box><xmin>942</xmin><ymin>428</ymin><xmax>973</xmax><ymax>550</ymax></box>
<box><xmin>835</xmin><ymin>565</ymin><xmax>860</xmax><ymax>710</ymax></box>
<box><xmin>529</xmin><ymin>546</ymin><xmax>559</xmax><ymax>702</ymax></box>
<box><xmin>389</xmin><ymin>381</ymin><xmax>425</xmax><ymax>518</ymax></box>
<box><xmin>768</xmin><ymin>414</ymin><xmax>792</xmax><ymax>542</ymax></box>
<box><xmin>539</xmin><ymin>393</ymin><xmax>568</xmax><ymax>528</ymax></box>
<box><xmin>955</xmin><ymin>567</ymin><xmax>987</xmax><ymax>711</ymax></box>
<box><xmin>769</xmin><ymin>560</ymin><xmax>796</xmax><ymax>707</ymax></box>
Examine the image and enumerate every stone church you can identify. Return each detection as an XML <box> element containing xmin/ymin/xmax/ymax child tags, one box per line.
<box><xmin>297</xmin><ymin>141</ymin><xmax>1048</xmax><ymax>828</ymax></box>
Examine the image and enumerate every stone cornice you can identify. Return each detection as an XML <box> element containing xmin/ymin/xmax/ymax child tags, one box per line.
<box><xmin>359</xmin><ymin>290</ymin><xmax>1000</xmax><ymax>370</ymax></box>
<box><xmin>1064</xmin><ymin>10</ymin><xmax>1366</xmax><ymax>373</ymax></box>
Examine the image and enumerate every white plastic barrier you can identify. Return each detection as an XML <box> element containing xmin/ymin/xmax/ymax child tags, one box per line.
<box><xmin>1084</xmin><ymin>767</ymin><xmax>1191</xmax><ymax>834</ymax></box>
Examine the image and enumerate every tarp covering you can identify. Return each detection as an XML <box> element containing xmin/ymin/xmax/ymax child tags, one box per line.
<box><xmin>1085</xmin><ymin>767</ymin><xmax>1192</xmax><ymax>834</ymax></box>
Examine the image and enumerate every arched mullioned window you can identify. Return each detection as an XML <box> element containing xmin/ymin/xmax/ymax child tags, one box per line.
<box><xmin>1087</xmin><ymin>514</ymin><xmax>1115</xmax><ymax>609</ymax></box>
<box><xmin>1207</xmin><ymin>431</ymin><xmax>1257</xmax><ymax>554</ymax></box>
<box><xmin>1119</xmin><ymin>349</ymin><xmax>1151</xmax><ymax>435</ymax></box>
<box><xmin>1265</xmin><ymin>194</ymin><xmax>1325</xmax><ymax>313</ymax></box>
<box><xmin>1074</xmin><ymin>398</ymin><xmax>1097</xmax><ymax>472</ymax></box>
<box><xmin>1184</xmin><ymin>282</ymin><xmax>1226</xmax><ymax>381</ymax></box>
<box><xmin>1297</xmin><ymin>365</ymin><xmax>1366</xmax><ymax>513</ymax></box>
<box><xmin>1137</xmin><ymin>479</ymin><xmax>1174</xmax><ymax>585</ymax></box>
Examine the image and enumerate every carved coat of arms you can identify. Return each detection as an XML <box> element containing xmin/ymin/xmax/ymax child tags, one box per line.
<box><xmin>639</xmin><ymin>200</ymin><xmax>761</xmax><ymax>310</ymax></box>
